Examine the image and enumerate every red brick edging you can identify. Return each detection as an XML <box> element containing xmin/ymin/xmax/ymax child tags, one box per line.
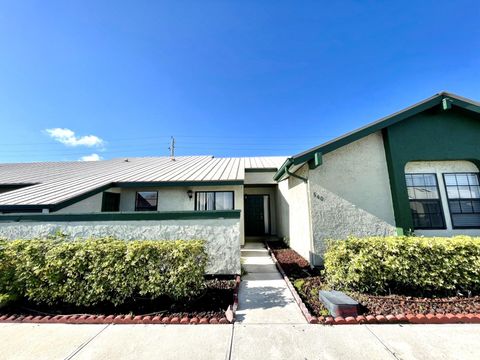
<box><xmin>265</xmin><ymin>243</ymin><xmax>480</xmax><ymax>325</ymax></box>
<box><xmin>0</xmin><ymin>314</ymin><xmax>231</xmax><ymax>325</ymax></box>
<box><xmin>0</xmin><ymin>275</ymin><xmax>241</xmax><ymax>325</ymax></box>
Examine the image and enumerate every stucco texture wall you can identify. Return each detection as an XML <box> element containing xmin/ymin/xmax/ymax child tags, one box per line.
<box><xmin>0</xmin><ymin>219</ymin><xmax>241</xmax><ymax>275</ymax></box>
<box><xmin>308</xmin><ymin>132</ymin><xmax>396</xmax><ymax>263</ymax></box>
<box><xmin>275</xmin><ymin>165</ymin><xmax>312</xmax><ymax>261</ymax></box>
<box><xmin>120</xmin><ymin>185</ymin><xmax>245</xmax><ymax>244</ymax></box>
<box><xmin>54</xmin><ymin>185</ymin><xmax>245</xmax><ymax>245</ymax></box>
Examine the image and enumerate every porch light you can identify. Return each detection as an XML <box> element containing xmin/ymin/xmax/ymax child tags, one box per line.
<box><xmin>187</xmin><ymin>190</ymin><xmax>193</xmax><ymax>199</ymax></box>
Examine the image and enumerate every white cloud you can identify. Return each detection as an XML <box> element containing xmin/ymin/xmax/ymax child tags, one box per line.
<box><xmin>79</xmin><ymin>153</ymin><xmax>102</xmax><ymax>161</ymax></box>
<box><xmin>45</xmin><ymin>128</ymin><xmax>104</xmax><ymax>147</ymax></box>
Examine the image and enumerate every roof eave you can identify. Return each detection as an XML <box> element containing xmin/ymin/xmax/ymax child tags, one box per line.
<box><xmin>284</xmin><ymin>92</ymin><xmax>480</xmax><ymax>175</ymax></box>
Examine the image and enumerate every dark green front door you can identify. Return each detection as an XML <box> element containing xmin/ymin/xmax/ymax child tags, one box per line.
<box><xmin>244</xmin><ymin>195</ymin><xmax>267</xmax><ymax>236</ymax></box>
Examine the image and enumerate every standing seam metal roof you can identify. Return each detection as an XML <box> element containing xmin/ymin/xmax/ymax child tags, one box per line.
<box><xmin>0</xmin><ymin>156</ymin><xmax>286</xmax><ymax>207</ymax></box>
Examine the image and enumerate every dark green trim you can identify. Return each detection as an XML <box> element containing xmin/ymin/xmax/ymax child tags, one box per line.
<box><xmin>308</xmin><ymin>152</ymin><xmax>323</xmax><ymax>169</ymax></box>
<box><xmin>382</xmin><ymin>107</ymin><xmax>480</xmax><ymax>233</ymax></box>
<box><xmin>274</xmin><ymin>92</ymin><xmax>480</xmax><ymax>181</ymax></box>
<box><xmin>0</xmin><ymin>181</ymin><xmax>244</xmax><ymax>213</ymax></box>
<box><xmin>244</xmin><ymin>184</ymin><xmax>277</xmax><ymax>188</ymax></box>
<box><xmin>245</xmin><ymin>168</ymin><xmax>278</xmax><ymax>173</ymax></box>
<box><xmin>0</xmin><ymin>184</ymin><xmax>37</xmax><ymax>190</ymax></box>
<box><xmin>0</xmin><ymin>210</ymin><xmax>241</xmax><ymax>222</ymax></box>
<box><xmin>273</xmin><ymin>158</ymin><xmax>293</xmax><ymax>181</ymax></box>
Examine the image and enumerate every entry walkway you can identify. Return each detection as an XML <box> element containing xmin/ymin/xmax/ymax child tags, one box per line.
<box><xmin>235</xmin><ymin>242</ymin><xmax>306</xmax><ymax>324</ymax></box>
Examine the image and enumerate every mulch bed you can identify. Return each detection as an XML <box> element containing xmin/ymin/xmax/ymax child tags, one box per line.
<box><xmin>0</xmin><ymin>278</ymin><xmax>238</xmax><ymax>325</ymax></box>
<box><xmin>266</xmin><ymin>241</ymin><xmax>480</xmax><ymax>324</ymax></box>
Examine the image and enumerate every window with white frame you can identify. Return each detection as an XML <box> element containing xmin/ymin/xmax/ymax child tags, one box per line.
<box><xmin>443</xmin><ymin>173</ymin><xmax>480</xmax><ymax>228</ymax></box>
<box><xmin>405</xmin><ymin>173</ymin><xmax>445</xmax><ymax>229</ymax></box>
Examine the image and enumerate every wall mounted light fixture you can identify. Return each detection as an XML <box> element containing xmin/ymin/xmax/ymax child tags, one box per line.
<box><xmin>187</xmin><ymin>190</ymin><xmax>193</xmax><ymax>199</ymax></box>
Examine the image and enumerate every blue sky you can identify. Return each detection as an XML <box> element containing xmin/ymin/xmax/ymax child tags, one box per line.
<box><xmin>0</xmin><ymin>1</ymin><xmax>479</xmax><ymax>163</ymax></box>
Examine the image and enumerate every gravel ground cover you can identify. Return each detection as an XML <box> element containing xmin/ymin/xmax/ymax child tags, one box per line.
<box><xmin>267</xmin><ymin>241</ymin><xmax>480</xmax><ymax>317</ymax></box>
<box><xmin>0</xmin><ymin>278</ymin><xmax>235</xmax><ymax>321</ymax></box>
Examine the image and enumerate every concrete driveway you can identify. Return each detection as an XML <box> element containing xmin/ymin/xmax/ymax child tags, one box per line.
<box><xmin>1</xmin><ymin>323</ymin><xmax>479</xmax><ymax>360</ymax></box>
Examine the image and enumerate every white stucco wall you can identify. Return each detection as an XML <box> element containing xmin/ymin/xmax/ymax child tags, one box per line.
<box><xmin>56</xmin><ymin>192</ymin><xmax>105</xmax><ymax>213</ymax></box>
<box><xmin>275</xmin><ymin>165</ymin><xmax>313</xmax><ymax>261</ymax></box>
<box><xmin>406</xmin><ymin>160</ymin><xmax>480</xmax><ymax>237</ymax></box>
<box><xmin>0</xmin><ymin>218</ymin><xmax>241</xmax><ymax>275</ymax></box>
<box><xmin>53</xmin><ymin>185</ymin><xmax>245</xmax><ymax>245</ymax></box>
<box><xmin>276</xmin><ymin>180</ymin><xmax>290</xmax><ymax>242</ymax></box>
<box><xmin>120</xmin><ymin>185</ymin><xmax>244</xmax><ymax>244</ymax></box>
<box><xmin>244</xmin><ymin>172</ymin><xmax>277</xmax><ymax>185</ymax></box>
<box><xmin>308</xmin><ymin>132</ymin><xmax>397</xmax><ymax>263</ymax></box>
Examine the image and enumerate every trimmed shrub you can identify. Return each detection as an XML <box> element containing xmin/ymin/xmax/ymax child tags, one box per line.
<box><xmin>0</xmin><ymin>237</ymin><xmax>207</xmax><ymax>306</ymax></box>
<box><xmin>324</xmin><ymin>236</ymin><xmax>480</xmax><ymax>295</ymax></box>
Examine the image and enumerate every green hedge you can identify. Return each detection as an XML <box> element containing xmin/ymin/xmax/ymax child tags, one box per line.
<box><xmin>0</xmin><ymin>237</ymin><xmax>207</xmax><ymax>306</ymax></box>
<box><xmin>324</xmin><ymin>236</ymin><xmax>480</xmax><ymax>295</ymax></box>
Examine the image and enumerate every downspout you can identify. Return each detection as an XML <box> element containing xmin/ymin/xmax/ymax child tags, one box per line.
<box><xmin>286</xmin><ymin>167</ymin><xmax>308</xmax><ymax>182</ymax></box>
<box><xmin>284</xmin><ymin>159</ymin><xmax>308</xmax><ymax>183</ymax></box>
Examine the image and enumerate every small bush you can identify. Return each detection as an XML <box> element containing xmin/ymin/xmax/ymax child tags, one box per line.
<box><xmin>0</xmin><ymin>237</ymin><xmax>207</xmax><ymax>306</ymax></box>
<box><xmin>324</xmin><ymin>236</ymin><xmax>480</xmax><ymax>295</ymax></box>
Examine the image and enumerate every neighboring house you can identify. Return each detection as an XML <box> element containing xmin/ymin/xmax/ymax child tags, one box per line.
<box><xmin>1</xmin><ymin>91</ymin><xmax>480</xmax><ymax>270</ymax></box>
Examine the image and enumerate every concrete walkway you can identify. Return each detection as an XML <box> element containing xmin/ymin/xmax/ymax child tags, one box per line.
<box><xmin>1</xmin><ymin>323</ymin><xmax>480</xmax><ymax>359</ymax></box>
<box><xmin>236</xmin><ymin>241</ymin><xmax>305</xmax><ymax>324</ymax></box>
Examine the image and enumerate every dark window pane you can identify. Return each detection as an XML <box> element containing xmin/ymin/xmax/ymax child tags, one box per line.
<box><xmin>430</xmin><ymin>213</ymin><xmax>445</xmax><ymax>228</ymax></box>
<box><xmin>473</xmin><ymin>200</ymin><xmax>480</xmax><ymax>212</ymax></box>
<box><xmin>460</xmin><ymin>200</ymin><xmax>474</xmax><ymax>213</ymax></box>
<box><xmin>135</xmin><ymin>191</ymin><xmax>158</xmax><ymax>211</ymax></box>
<box><xmin>425</xmin><ymin>201</ymin><xmax>441</xmax><ymax>213</ymax></box>
<box><xmin>452</xmin><ymin>213</ymin><xmax>480</xmax><ymax>228</ymax></box>
<box><xmin>409</xmin><ymin>199</ymin><xmax>444</xmax><ymax>229</ymax></box>
<box><xmin>449</xmin><ymin>200</ymin><xmax>461</xmax><ymax>213</ymax></box>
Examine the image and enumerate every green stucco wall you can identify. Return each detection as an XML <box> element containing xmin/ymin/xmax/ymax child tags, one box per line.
<box><xmin>382</xmin><ymin>106</ymin><xmax>480</xmax><ymax>232</ymax></box>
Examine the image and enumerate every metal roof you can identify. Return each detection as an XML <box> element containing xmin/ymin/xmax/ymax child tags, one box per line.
<box><xmin>0</xmin><ymin>156</ymin><xmax>286</xmax><ymax>209</ymax></box>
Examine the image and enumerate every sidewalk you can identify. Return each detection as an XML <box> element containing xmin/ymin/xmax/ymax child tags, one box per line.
<box><xmin>1</xmin><ymin>323</ymin><xmax>480</xmax><ymax>360</ymax></box>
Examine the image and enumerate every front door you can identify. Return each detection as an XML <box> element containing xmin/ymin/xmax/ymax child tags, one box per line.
<box><xmin>244</xmin><ymin>195</ymin><xmax>269</xmax><ymax>236</ymax></box>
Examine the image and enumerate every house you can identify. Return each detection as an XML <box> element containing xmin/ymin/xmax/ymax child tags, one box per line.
<box><xmin>1</xmin><ymin>91</ymin><xmax>479</xmax><ymax>271</ymax></box>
